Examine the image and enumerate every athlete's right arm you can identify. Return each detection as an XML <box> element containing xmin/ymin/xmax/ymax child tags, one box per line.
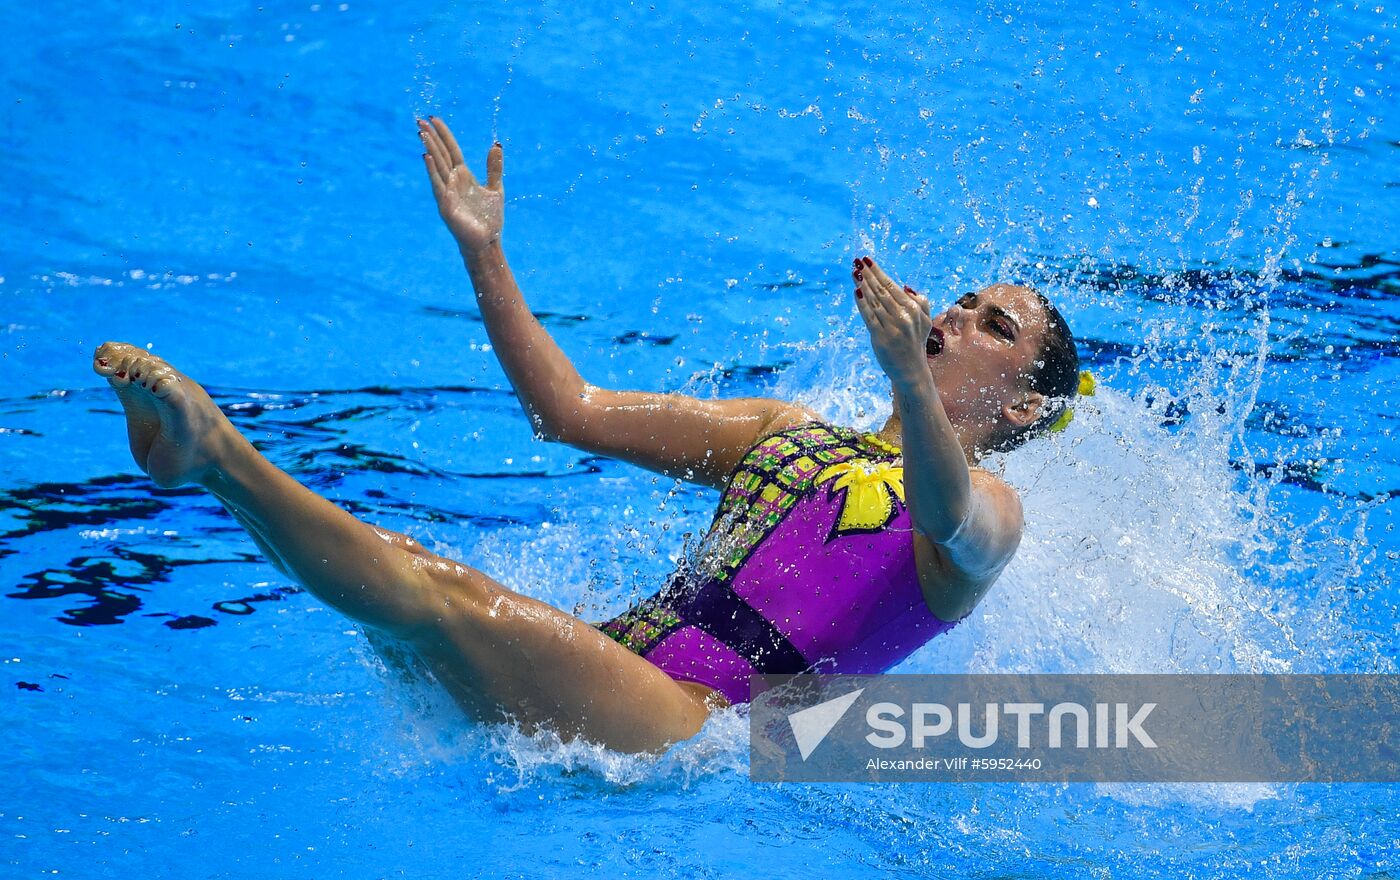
<box><xmin>461</xmin><ymin>240</ymin><xmax>817</xmax><ymax>487</ymax></box>
<box><xmin>553</xmin><ymin>387</ymin><xmax>821</xmax><ymax>488</ymax></box>
<box><xmin>419</xmin><ymin>116</ymin><xmax>818</xmax><ymax>488</ymax></box>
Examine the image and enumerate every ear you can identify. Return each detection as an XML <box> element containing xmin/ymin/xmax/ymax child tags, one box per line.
<box><xmin>1002</xmin><ymin>390</ymin><xmax>1045</xmax><ymax>430</ymax></box>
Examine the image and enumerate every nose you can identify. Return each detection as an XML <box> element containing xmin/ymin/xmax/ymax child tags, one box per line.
<box><xmin>942</xmin><ymin>304</ymin><xmax>966</xmax><ymax>335</ymax></box>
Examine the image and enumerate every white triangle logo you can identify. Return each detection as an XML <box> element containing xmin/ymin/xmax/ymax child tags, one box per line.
<box><xmin>788</xmin><ymin>688</ymin><xmax>865</xmax><ymax>760</ymax></box>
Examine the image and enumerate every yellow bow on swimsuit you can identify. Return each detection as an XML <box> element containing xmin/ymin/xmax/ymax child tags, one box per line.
<box><xmin>815</xmin><ymin>460</ymin><xmax>905</xmax><ymax>534</ymax></box>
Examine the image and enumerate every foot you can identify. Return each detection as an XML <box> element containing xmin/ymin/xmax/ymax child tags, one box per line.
<box><xmin>92</xmin><ymin>342</ymin><xmax>235</xmax><ymax>488</ymax></box>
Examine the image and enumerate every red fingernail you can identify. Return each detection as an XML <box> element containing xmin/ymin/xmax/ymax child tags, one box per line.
<box><xmin>115</xmin><ymin>371</ymin><xmax>126</xmax><ymax>378</ymax></box>
<box><xmin>863</xmin><ymin>256</ymin><xmax>874</xmax><ymax>267</ymax></box>
<box><xmin>97</xmin><ymin>357</ymin><xmax>109</xmax><ymax>367</ymax></box>
<box><xmin>904</xmin><ymin>285</ymin><xmax>915</xmax><ymax>295</ymax></box>
<box><xmin>855</xmin><ymin>288</ymin><xmax>864</xmax><ymax>299</ymax></box>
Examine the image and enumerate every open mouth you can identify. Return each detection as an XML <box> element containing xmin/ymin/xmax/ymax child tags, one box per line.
<box><xmin>925</xmin><ymin>327</ymin><xmax>945</xmax><ymax>358</ymax></box>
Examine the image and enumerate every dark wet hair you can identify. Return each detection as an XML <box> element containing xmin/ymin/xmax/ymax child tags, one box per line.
<box><xmin>988</xmin><ymin>290</ymin><xmax>1080</xmax><ymax>454</ymax></box>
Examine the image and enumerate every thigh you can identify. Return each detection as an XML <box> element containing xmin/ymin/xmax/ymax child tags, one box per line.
<box><xmin>406</xmin><ymin>563</ymin><xmax>725</xmax><ymax>753</ymax></box>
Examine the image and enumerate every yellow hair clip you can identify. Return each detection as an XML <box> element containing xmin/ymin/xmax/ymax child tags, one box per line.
<box><xmin>1047</xmin><ymin>370</ymin><xmax>1096</xmax><ymax>433</ymax></box>
<box><xmin>1077</xmin><ymin>371</ymin><xmax>1096</xmax><ymax>397</ymax></box>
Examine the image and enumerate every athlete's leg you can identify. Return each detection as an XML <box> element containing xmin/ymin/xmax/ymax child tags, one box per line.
<box><xmin>92</xmin><ymin>342</ymin><xmax>722</xmax><ymax>752</ymax></box>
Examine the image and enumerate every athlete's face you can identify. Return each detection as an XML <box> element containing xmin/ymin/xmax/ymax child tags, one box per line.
<box><xmin>923</xmin><ymin>284</ymin><xmax>1049</xmax><ymax>436</ymax></box>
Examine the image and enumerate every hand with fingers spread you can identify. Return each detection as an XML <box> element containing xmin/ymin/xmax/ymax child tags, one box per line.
<box><xmin>852</xmin><ymin>256</ymin><xmax>935</xmax><ymax>391</ymax></box>
<box><xmin>418</xmin><ymin>116</ymin><xmax>504</xmax><ymax>253</ymax></box>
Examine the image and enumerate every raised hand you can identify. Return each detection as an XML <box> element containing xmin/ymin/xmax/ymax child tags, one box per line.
<box><xmin>418</xmin><ymin>116</ymin><xmax>504</xmax><ymax>253</ymax></box>
<box><xmin>853</xmin><ymin>256</ymin><xmax>934</xmax><ymax>390</ymax></box>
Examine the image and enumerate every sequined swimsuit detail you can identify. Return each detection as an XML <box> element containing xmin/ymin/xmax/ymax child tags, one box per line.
<box><xmin>599</xmin><ymin>421</ymin><xmax>962</xmax><ymax>705</ymax></box>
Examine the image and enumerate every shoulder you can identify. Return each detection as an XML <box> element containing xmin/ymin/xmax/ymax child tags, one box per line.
<box><xmin>739</xmin><ymin>403</ymin><xmax>826</xmax><ymax>453</ymax></box>
<box><xmin>710</xmin><ymin>402</ymin><xmax>826</xmax><ymax>489</ymax></box>
<box><xmin>761</xmin><ymin>403</ymin><xmax>824</xmax><ymax>438</ymax></box>
<box><xmin>912</xmin><ymin>468</ymin><xmax>1024</xmax><ymax>621</ymax></box>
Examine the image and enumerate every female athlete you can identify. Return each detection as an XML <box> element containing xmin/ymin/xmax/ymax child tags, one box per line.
<box><xmin>91</xmin><ymin>116</ymin><xmax>1081</xmax><ymax>753</ymax></box>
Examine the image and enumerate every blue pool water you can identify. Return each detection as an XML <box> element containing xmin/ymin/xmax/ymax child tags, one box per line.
<box><xmin>2</xmin><ymin>1</ymin><xmax>1396</xmax><ymax>876</ymax></box>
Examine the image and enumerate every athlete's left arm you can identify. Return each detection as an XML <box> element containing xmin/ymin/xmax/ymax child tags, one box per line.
<box><xmin>894</xmin><ymin>374</ymin><xmax>1024</xmax><ymax>619</ymax></box>
<box><xmin>910</xmin><ymin>471</ymin><xmax>1023</xmax><ymax>621</ymax></box>
<box><xmin>854</xmin><ymin>257</ymin><xmax>1022</xmax><ymax>619</ymax></box>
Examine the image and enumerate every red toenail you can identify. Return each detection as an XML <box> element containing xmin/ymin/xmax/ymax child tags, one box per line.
<box><xmin>97</xmin><ymin>358</ymin><xmax>109</xmax><ymax>367</ymax></box>
<box><xmin>115</xmin><ymin>371</ymin><xmax>126</xmax><ymax>378</ymax></box>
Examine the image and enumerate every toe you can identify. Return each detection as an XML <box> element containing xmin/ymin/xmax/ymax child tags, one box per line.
<box><xmin>94</xmin><ymin>342</ymin><xmax>122</xmax><ymax>375</ymax></box>
<box><xmin>111</xmin><ymin>351</ymin><xmax>140</xmax><ymax>383</ymax></box>
<box><xmin>133</xmin><ymin>352</ymin><xmax>157</xmax><ymax>379</ymax></box>
<box><xmin>96</xmin><ymin>345</ymin><xmax>187</xmax><ymax>402</ymax></box>
<box><xmin>131</xmin><ymin>355</ymin><xmax>163</xmax><ymax>387</ymax></box>
<box><xmin>148</xmin><ymin>365</ymin><xmax>179</xmax><ymax>398</ymax></box>
<box><xmin>130</xmin><ymin>354</ymin><xmax>161</xmax><ymax>385</ymax></box>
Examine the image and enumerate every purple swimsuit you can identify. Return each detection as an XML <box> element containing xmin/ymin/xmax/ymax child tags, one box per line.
<box><xmin>599</xmin><ymin>420</ymin><xmax>962</xmax><ymax>705</ymax></box>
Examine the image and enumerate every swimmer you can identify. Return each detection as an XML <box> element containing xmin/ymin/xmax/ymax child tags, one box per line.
<box><xmin>91</xmin><ymin>115</ymin><xmax>1081</xmax><ymax>754</ymax></box>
